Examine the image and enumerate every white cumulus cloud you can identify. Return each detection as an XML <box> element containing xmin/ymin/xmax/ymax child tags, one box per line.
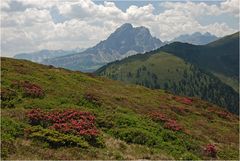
<box><xmin>221</xmin><ymin>0</ymin><xmax>239</xmax><ymax>17</ymax></box>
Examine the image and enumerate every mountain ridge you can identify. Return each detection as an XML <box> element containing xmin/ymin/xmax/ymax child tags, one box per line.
<box><xmin>160</xmin><ymin>32</ymin><xmax>239</xmax><ymax>88</ymax></box>
<box><xmin>14</xmin><ymin>48</ymin><xmax>85</xmax><ymax>63</ymax></box>
<box><xmin>171</xmin><ymin>32</ymin><xmax>219</xmax><ymax>45</ymax></box>
<box><xmin>42</xmin><ymin>23</ymin><xmax>164</xmax><ymax>72</ymax></box>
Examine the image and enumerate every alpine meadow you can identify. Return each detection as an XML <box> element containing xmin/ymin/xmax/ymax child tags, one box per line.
<box><xmin>1</xmin><ymin>0</ymin><xmax>239</xmax><ymax>160</ymax></box>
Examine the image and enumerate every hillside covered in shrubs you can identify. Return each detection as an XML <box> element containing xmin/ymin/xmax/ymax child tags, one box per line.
<box><xmin>1</xmin><ymin>57</ymin><xmax>239</xmax><ymax>160</ymax></box>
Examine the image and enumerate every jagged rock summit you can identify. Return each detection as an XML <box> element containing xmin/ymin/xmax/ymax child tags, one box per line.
<box><xmin>43</xmin><ymin>23</ymin><xmax>164</xmax><ymax>72</ymax></box>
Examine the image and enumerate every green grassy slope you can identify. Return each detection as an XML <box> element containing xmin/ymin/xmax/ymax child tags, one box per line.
<box><xmin>96</xmin><ymin>51</ymin><xmax>239</xmax><ymax>114</ymax></box>
<box><xmin>1</xmin><ymin>57</ymin><xmax>239</xmax><ymax>160</ymax></box>
<box><xmin>160</xmin><ymin>32</ymin><xmax>239</xmax><ymax>91</ymax></box>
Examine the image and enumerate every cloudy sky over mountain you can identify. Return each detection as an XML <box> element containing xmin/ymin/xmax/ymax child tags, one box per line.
<box><xmin>1</xmin><ymin>0</ymin><xmax>239</xmax><ymax>57</ymax></box>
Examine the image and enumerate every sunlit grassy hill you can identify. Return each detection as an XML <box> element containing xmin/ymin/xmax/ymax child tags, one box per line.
<box><xmin>1</xmin><ymin>57</ymin><xmax>239</xmax><ymax>160</ymax></box>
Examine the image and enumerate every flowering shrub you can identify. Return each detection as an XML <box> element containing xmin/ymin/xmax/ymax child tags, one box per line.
<box><xmin>149</xmin><ymin>112</ymin><xmax>167</xmax><ymax>122</ymax></box>
<box><xmin>164</xmin><ymin>119</ymin><xmax>182</xmax><ymax>131</ymax></box>
<box><xmin>83</xmin><ymin>92</ymin><xmax>102</xmax><ymax>107</ymax></box>
<box><xmin>170</xmin><ymin>106</ymin><xmax>188</xmax><ymax>115</ymax></box>
<box><xmin>173</xmin><ymin>96</ymin><xmax>193</xmax><ymax>105</ymax></box>
<box><xmin>26</xmin><ymin>109</ymin><xmax>99</xmax><ymax>137</ymax></box>
<box><xmin>208</xmin><ymin>109</ymin><xmax>230</xmax><ymax>120</ymax></box>
<box><xmin>215</xmin><ymin>111</ymin><xmax>230</xmax><ymax>119</ymax></box>
<box><xmin>22</xmin><ymin>81</ymin><xmax>44</xmax><ymax>98</ymax></box>
<box><xmin>204</xmin><ymin>144</ymin><xmax>217</xmax><ymax>157</ymax></box>
<box><xmin>11</xmin><ymin>80</ymin><xmax>44</xmax><ymax>98</ymax></box>
<box><xmin>26</xmin><ymin>109</ymin><xmax>46</xmax><ymax>126</ymax></box>
<box><xmin>149</xmin><ymin>112</ymin><xmax>182</xmax><ymax>131</ymax></box>
<box><xmin>182</xmin><ymin>98</ymin><xmax>193</xmax><ymax>104</ymax></box>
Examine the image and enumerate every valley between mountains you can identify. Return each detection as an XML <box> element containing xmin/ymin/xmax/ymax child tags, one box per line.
<box><xmin>2</xmin><ymin>23</ymin><xmax>239</xmax><ymax>160</ymax></box>
<box><xmin>96</xmin><ymin>32</ymin><xmax>239</xmax><ymax>115</ymax></box>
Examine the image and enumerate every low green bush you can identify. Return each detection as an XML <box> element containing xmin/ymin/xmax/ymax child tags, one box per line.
<box><xmin>25</xmin><ymin>126</ymin><xmax>89</xmax><ymax>148</ymax></box>
<box><xmin>86</xmin><ymin>135</ymin><xmax>105</xmax><ymax>148</ymax></box>
<box><xmin>1</xmin><ymin>117</ymin><xmax>24</xmax><ymax>159</ymax></box>
<box><xmin>1</xmin><ymin>117</ymin><xmax>24</xmax><ymax>141</ymax></box>
<box><xmin>77</xmin><ymin>98</ymin><xmax>99</xmax><ymax>108</ymax></box>
<box><xmin>156</xmin><ymin>132</ymin><xmax>201</xmax><ymax>159</ymax></box>
<box><xmin>180</xmin><ymin>152</ymin><xmax>200</xmax><ymax>160</ymax></box>
<box><xmin>78</xmin><ymin>93</ymin><xmax>102</xmax><ymax>108</ymax></box>
<box><xmin>96</xmin><ymin>113</ymin><xmax>116</xmax><ymax>129</ymax></box>
<box><xmin>0</xmin><ymin>88</ymin><xmax>19</xmax><ymax>108</ymax></box>
<box><xmin>115</xmin><ymin>114</ymin><xmax>138</xmax><ymax>128</ymax></box>
<box><xmin>161</xmin><ymin>131</ymin><xmax>177</xmax><ymax>142</ymax></box>
<box><xmin>109</xmin><ymin>128</ymin><xmax>158</xmax><ymax>146</ymax></box>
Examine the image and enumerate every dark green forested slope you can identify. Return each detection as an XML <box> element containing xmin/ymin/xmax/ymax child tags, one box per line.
<box><xmin>96</xmin><ymin>32</ymin><xmax>239</xmax><ymax>114</ymax></box>
<box><xmin>160</xmin><ymin>32</ymin><xmax>239</xmax><ymax>91</ymax></box>
<box><xmin>96</xmin><ymin>52</ymin><xmax>239</xmax><ymax>114</ymax></box>
<box><xmin>1</xmin><ymin>58</ymin><xmax>239</xmax><ymax>160</ymax></box>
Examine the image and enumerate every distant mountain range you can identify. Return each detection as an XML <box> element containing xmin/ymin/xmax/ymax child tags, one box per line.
<box><xmin>96</xmin><ymin>32</ymin><xmax>239</xmax><ymax>114</ymax></box>
<box><xmin>13</xmin><ymin>24</ymin><xmax>221</xmax><ymax>72</ymax></box>
<box><xmin>171</xmin><ymin>32</ymin><xmax>219</xmax><ymax>45</ymax></box>
<box><xmin>14</xmin><ymin>48</ymin><xmax>85</xmax><ymax>63</ymax></box>
<box><xmin>42</xmin><ymin>23</ymin><xmax>164</xmax><ymax>72</ymax></box>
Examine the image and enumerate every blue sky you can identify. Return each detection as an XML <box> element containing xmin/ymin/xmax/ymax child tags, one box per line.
<box><xmin>1</xmin><ymin>0</ymin><xmax>239</xmax><ymax>57</ymax></box>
